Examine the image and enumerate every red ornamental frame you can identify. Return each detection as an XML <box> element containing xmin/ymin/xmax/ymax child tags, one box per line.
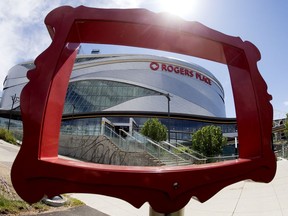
<box><xmin>11</xmin><ymin>6</ymin><xmax>276</xmax><ymax>213</ymax></box>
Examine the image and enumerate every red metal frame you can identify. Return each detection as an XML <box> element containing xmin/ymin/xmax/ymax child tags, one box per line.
<box><xmin>11</xmin><ymin>6</ymin><xmax>276</xmax><ymax>213</ymax></box>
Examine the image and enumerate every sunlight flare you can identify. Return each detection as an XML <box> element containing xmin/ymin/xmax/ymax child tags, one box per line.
<box><xmin>158</xmin><ymin>0</ymin><xmax>199</xmax><ymax>17</ymax></box>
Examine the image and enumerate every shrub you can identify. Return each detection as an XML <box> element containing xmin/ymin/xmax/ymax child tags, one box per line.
<box><xmin>191</xmin><ymin>125</ymin><xmax>227</xmax><ymax>157</ymax></box>
<box><xmin>0</xmin><ymin>128</ymin><xmax>17</xmax><ymax>144</ymax></box>
<box><xmin>140</xmin><ymin>118</ymin><xmax>167</xmax><ymax>142</ymax></box>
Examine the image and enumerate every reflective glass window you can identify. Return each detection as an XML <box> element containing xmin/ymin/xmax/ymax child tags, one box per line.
<box><xmin>63</xmin><ymin>80</ymin><xmax>158</xmax><ymax>114</ymax></box>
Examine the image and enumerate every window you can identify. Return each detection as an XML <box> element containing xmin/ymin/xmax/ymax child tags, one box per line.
<box><xmin>63</xmin><ymin>80</ymin><xmax>158</xmax><ymax>114</ymax></box>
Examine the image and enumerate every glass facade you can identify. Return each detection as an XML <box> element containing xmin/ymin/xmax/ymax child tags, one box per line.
<box><xmin>132</xmin><ymin>117</ymin><xmax>237</xmax><ymax>142</ymax></box>
<box><xmin>63</xmin><ymin>80</ymin><xmax>159</xmax><ymax>114</ymax></box>
<box><xmin>59</xmin><ymin>79</ymin><xmax>237</xmax><ymax>142</ymax></box>
<box><xmin>60</xmin><ymin>115</ymin><xmax>237</xmax><ymax>143</ymax></box>
<box><xmin>1</xmin><ymin>59</ymin><xmax>236</xmax><ymax>145</ymax></box>
<box><xmin>0</xmin><ymin>78</ymin><xmax>236</xmax><ymax>144</ymax></box>
<box><xmin>61</xmin><ymin>118</ymin><xmax>101</xmax><ymax>135</ymax></box>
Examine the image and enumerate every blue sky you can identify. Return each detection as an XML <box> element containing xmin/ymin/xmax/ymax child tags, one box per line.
<box><xmin>0</xmin><ymin>0</ymin><xmax>287</xmax><ymax>118</ymax></box>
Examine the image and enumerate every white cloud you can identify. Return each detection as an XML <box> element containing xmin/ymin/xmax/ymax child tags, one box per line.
<box><xmin>0</xmin><ymin>1</ymin><xmax>62</xmax><ymax>90</ymax></box>
<box><xmin>284</xmin><ymin>101</ymin><xmax>288</xmax><ymax>106</ymax></box>
<box><xmin>0</xmin><ymin>0</ymin><xmax>144</xmax><ymax>90</ymax></box>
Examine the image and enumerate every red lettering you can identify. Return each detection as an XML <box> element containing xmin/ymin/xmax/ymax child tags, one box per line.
<box><xmin>196</xmin><ymin>72</ymin><xmax>204</xmax><ymax>81</ymax></box>
<box><xmin>167</xmin><ymin>65</ymin><xmax>173</xmax><ymax>72</ymax></box>
<box><xmin>185</xmin><ymin>69</ymin><xmax>194</xmax><ymax>77</ymax></box>
<box><xmin>174</xmin><ymin>66</ymin><xmax>180</xmax><ymax>73</ymax></box>
<box><xmin>150</xmin><ymin>62</ymin><xmax>212</xmax><ymax>86</ymax></box>
<box><xmin>205</xmin><ymin>77</ymin><xmax>212</xmax><ymax>85</ymax></box>
<box><xmin>184</xmin><ymin>69</ymin><xmax>189</xmax><ymax>76</ymax></box>
<box><xmin>196</xmin><ymin>72</ymin><xmax>212</xmax><ymax>85</ymax></box>
<box><xmin>150</xmin><ymin>62</ymin><xmax>159</xmax><ymax>71</ymax></box>
<box><xmin>190</xmin><ymin>70</ymin><xmax>194</xmax><ymax>77</ymax></box>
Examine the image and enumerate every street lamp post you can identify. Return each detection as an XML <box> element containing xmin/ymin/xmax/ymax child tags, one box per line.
<box><xmin>159</xmin><ymin>93</ymin><xmax>171</xmax><ymax>143</ymax></box>
<box><xmin>72</xmin><ymin>104</ymin><xmax>75</xmax><ymax>134</ymax></box>
<box><xmin>72</xmin><ymin>104</ymin><xmax>75</xmax><ymax>119</ymax></box>
<box><xmin>165</xmin><ymin>94</ymin><xmax>171</xmax><ymax>143</ymax></box>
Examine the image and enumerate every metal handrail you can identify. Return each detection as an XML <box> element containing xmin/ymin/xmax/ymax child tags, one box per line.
<box><xmin>173</xmin><ymin>142</ymin><xmax>206</xmax><ymax>158</ymax></box>
<box><xmin>205</xmin><ymin>155</ymin><xmax>239</xmax><ymax>162</ymax></box>
<box><xmin>129</xmin><ymin>130</ymin><xmax>191</xmax><ymax>166</ymax></box>
<box><xmin>119</xmin><ymin>129</ymin><xmax>151</xmax><ymax>152</ymax></box>
<box><xmin>174</xmin><ymin>141</ymin><xmax>240</xmax><ymax>163</ymax></box>
<box><xmin>103</xmin><ymin>125</ymin><xmax>129</xmax><ymax>151</ymax></box>
<box><xmin>106</xmin><ymin>127</ymin><xmax>237</xmax><ymax>165</ymax></box>
<box><xmin>161</xmin><ymin>141</ymin><xmax>206</xmax><ymax>163</ymax></box>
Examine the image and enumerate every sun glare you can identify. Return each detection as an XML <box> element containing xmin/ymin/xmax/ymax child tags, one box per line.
<box><xmin>159</xmin><ymin>0</ymin><xmax>199</xmax><ymax>18</ymax></box>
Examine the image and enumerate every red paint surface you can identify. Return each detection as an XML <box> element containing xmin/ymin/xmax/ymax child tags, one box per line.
<box><xmin>11</xmin><ymin>6</ymin><xmax>276</xmax><ymax>213</ymax></box>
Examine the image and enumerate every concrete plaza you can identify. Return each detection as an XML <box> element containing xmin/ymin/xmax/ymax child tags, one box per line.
<box><xmin>1</xmin><ymin>140</ymin><xmax>288</xmax><ymax>215</ymax></box>
<box><xmin>71</xmin><ymin>159</ymin><xmax>288</xmax><ymax>215</ymax></box>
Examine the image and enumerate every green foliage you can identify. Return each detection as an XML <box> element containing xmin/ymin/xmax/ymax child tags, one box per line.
<box><xmin>0</xmin><ymin>194</ymin><xmax>82</xmax><ymax>215</ymax></box>
<box><xmin>0</xmin><ymin>194</ymin><xmax>32</xmax><ymax>215</ymax></box>
<box><xmin>175</xmin><ymin>146</ymin><xmax>192</xmax><ymax>154</ymax></box>
<box><xmin>191</xmin><ymin>125</ymin><xmax>227</xmax><ymax>157</ymax></box>
<box><xmin>140</xmin><ymin>118</ymin><xmax>167</xmax><ymax>142</ymax></box>
<box><xmin>0</xmin><ymin>128</ymin><xmax>17</xmax><ymax>144</ymax></box>
<box><xmin>0</xmin><ymin>194</ymin><xmax>83</xmax><ymax>215</ymax></box>
<box><xmin>64</xmin><ymin>196</ymin><xmax>84</xmax><ymax>207</ymax></box>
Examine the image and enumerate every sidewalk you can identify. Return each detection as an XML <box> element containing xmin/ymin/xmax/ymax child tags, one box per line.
<box><xmin>71</xmin><ymin>159</ymin><xmax>288</xmax><ymax>215</ymax></box>
<box><xmin>0</xmin><ymin>140</ymin><xmax>107</xmax><ymax>216</ymax></box>
<box><xmin>1</xmin><ymin>140</ymin><xmax>288</xmax><ymax>215</ymax></box>
<box><xmin>73</xmin><ymin>160</ymin><xmax>288</xmax><ymax>216</ymax></box>
<box><xmin>25</xmin><ymin>205</ymin><xmax>109</xmax><ymax>216</ymax></box>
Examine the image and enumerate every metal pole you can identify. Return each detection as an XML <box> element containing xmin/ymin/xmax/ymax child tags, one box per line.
<box><xmin>166</xmin><ymin>94</ymin><xmax>171</xmax><ymax>143</ymax></box>
<box><xmin>71</xmin><ymin>104</ymin><xmax>75</xmax><ymax>135</ymax></box>
<box><xmin>158</xmin><ymin>92</ymin><xmax>171</xmax><ymax>143</ymax></box>
<box><xmin>72</xmin><ymin>104</ymin><xmax>75</xmax><ymax>119</ymax></box>
<box><xmin>234</xmin><ymin>136</ymin><xmax>238</xmax><ymax>155</ymax></box>
<box><xmin>149</xmin><ymin>207</ymin><xmax>184</xmax><ymax>216</ymax></box>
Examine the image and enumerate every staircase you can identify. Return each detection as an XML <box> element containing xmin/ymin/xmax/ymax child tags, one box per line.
<box><xmin>60</xmin><ymin>125</ymin><xmax>235</xmax><ymax>166</ymax></box>
<box><xmin>101</xmin><ymin>124</ymin><xmax>208</xmax><ymax>166</ymax></box>
<box><xmin>121</xmin><ymin>130</ymin><xmax>194</xmax><ymax>166</ymax></box>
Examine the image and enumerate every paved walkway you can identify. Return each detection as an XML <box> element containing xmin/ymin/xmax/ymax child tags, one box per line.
<box><xmin>71</xmin><ymin>159</ymin><xmax>288</xmax><ymax>215</ymax></box>
<box><xmin>1</xmin><ymin>140</ymin><xmax>288</xmax><ymax>215</ymax></box>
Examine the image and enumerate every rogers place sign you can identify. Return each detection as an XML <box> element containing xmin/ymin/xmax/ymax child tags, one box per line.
<box><xmin>150</xmin><ymin>62</ymin><xmax>212</xmax><ymax>85</ymax></box>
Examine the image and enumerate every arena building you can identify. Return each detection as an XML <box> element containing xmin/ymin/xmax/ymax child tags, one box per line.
<box><xmin>0</xmin><ymin>54</ymin><xmax>236</xmax><ymax>143</ymax></box>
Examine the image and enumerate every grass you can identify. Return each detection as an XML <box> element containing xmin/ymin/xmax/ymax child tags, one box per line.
<box><xmin>0</xmin><ymin>128</ymin><xmax>17</xmax><ymax>145</ymax></box>
<box><xmin>0</xmin><ymin>194</ymin><xmax>50</xmax><ymax>215</ymax></box>
<box><xmin>0</xmin><ymin>134</ymin><xmax>84</xmax><ymax>215</ymax></box>
<box><xmin>0</xmin><ymin>194</ymin><xmax>84</xmax><ymax>215</ymax></box>
<box><xmin>64</xmin><ymin>195</ymin><xmax>85</xmax><ymax>207</ymax></box>
<box><xmin>0</xmin><ymin>194</ymin><xmax>25</xmax><ymax>215</ymax></box>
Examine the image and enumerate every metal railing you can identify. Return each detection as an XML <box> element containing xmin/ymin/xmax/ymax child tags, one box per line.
<box><xmin>103</xmin><ymin>126</ymin><xmax>239</xmax><ymax>165</ymax></box>
<box><xmin>172</xmin><ymin>141</ymin><xmax>240</xmax><ymax>163</ymax></box>
<box><xmin>118</xmin><ymin>129</ymin><xmax>147</xmax><ymax>152</ymax></box>
<box><xmin>130</xmin><ymin>130</ymin><xmax>192</xmax><ymax>166</ymax></box>
<box><xmin>103</xmin><ymin>125</ymin><xmax>129</xmax><ymax>151</ymax></box>
<box><xmin>161</xmin><ymin>141</ymin><xmax>206</xmax><ymax>164</ymax></box>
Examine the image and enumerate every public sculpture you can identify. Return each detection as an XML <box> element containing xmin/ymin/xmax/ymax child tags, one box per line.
<box><xmin>11</xmin><ymin>6</ymin><xmax>276</xmax><ymax>213</ymax></box>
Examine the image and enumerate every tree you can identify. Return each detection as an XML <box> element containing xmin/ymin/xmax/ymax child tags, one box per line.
<box><xmin>191</xmin><ymin>125</ymin><xmax>227</xmax><ymax>157</ymax></box>
<box><xmin>140</xmin><ymin>118</ymin><xmax>167</xmax><ymax>142</ymax></box>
